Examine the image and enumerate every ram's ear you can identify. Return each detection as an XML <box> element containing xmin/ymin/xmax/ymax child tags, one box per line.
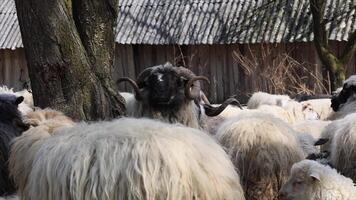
<box><xmin>15</xmin><ymin>96</ymin><xmax>24</xmax><ymax>105</ymax></box>
<box><xmin>310</xmin><ymin>172</ymin><xmax>320</xmax><ymax>182</ymax></box>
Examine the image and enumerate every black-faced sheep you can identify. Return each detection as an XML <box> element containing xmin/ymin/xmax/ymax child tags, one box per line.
<box><xmin>0</xmin><ymin>86</ymin><xmax>33</xmax><ymax>116</ymax></box>
<box><xmin>117</xmin><ymin>62</ymin><xmax>238</xmax><ymax>129</ymax></box>
<box><xmin>0</xmin><ymin>94</ymin><xmax>29</xmax><ymax>196</ymax></box>
<box><xmin>18</xmin><ymin>118</ymin><xmax>245</xmax><ymax>200</ymax></box>
<box><xmin>279</xmin><ymin>160</ymin><xmax>356</xmax><ymax>200</ymax></box>
<box><xmin>328</xmin><ymin>75</ymin><xmax>356</xmax><ymax>120</ymax></box>
<box><xmin>215</xmin><ymin>112</ymin><xmax>304</xmax><ymax>200</ymax></box>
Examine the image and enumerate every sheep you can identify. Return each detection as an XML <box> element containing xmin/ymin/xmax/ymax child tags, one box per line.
<box><xmin>328</xmin><ymin>75</ymin><xmax>356</xmax><ymax>120</ymax></box>
<box><xmin>246</xmin><ymin>91</ymin><xmax>319</xmax><ymax>123</ymax></box>
<box><xmin>293</xmin><ymin>120</ymin><xmax>331</xmax><ymax>139</ymax></box>
<box><xmin>0</xmin><ymin>86</ymin><xmax>34</xmax><ymax>115</ymax></box>
<box><xmin>215</xmin><ymin>112</ymin><xmax>304</xmax><ymax>200</ymax></box>
<box><xmin>326</xmin><ymin>113</ymin><xmax>356</xmax><ymax>182</ymax></box>
<box><xmin>9</xmin><ymin>108</ymin><xmax>75</xmax><ymax>196</ymax></box>
<box><xmin>254</xmin><ymin>102</ymin><xmax>319</xmax><ymax>124</ymax></box>
<box><xmin>279</xmin><ymin>160</ymin><xmax>356</xmax><ymax>200</ymax></box>
<box><xmin>247</xmin><ymin>91</ymin><xmax>291</xmax><ymax>109</ymax></box>
<box><xmin>117</xmin><ymin>62</ymin><xmax>238</xmax><ymax>129</ymax></box>
<box><xmin>18</xmin><ymin>118</ymin><xmax>245</xmax><ymax>200</ymax></box>
<box><xmin>0</xmin><ymin>94</ymin><xmax>29</xmax><ymax>196</ymax></box>
<box><xmin>300</xmin><ymin>99</ymin><xmax>333</xmax><ymax>120</ymax></box>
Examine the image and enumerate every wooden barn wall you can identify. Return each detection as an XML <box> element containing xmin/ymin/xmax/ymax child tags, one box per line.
<box><xmin>0</xmin><ymin>49</ymin><xmax>29</xmax><ymax>91</ymax></box>
<box><xmin>114</xmin><ymin>42</ymin><xmax>356</xmax><ymax>103</ymax></box>
<box><xmin>0</xmin><ymin>43</ymin><xmax>355</xmax><ymax>104</ymax></box>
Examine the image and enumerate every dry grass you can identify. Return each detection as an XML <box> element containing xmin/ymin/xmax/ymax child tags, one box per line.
<box><xmin>232</xmin><ymin>45</ymin><xmax>330</xmax><ymax>97</ymax></box>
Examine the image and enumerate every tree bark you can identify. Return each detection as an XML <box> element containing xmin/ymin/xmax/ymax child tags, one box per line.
<box><xmin>15</xmin><ymin>0</ymin><xmax>125</xmax><ymax>120</ymax></box>
<box><xmin>310</xmin><ymin>0</ymin><xmax>355</xmax><ymax>90</ymax></box>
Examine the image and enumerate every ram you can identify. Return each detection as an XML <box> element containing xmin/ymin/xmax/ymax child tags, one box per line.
<box><xmin>118</xmin><ymin>62</ymin><xmax>238</xmax><ymax>129</ymax></box>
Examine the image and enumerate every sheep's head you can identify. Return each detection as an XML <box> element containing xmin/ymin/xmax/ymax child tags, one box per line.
<box><xmin>0</xmin><ymin>94</ymin><xmax>29</xmax><ymax>131</ymax></box>
<box><xmin>279</xmin><ymin>160</ymin><xmax>322</xmax><ymax>200</ymax></box>
<box><xmin>118</xmin><ymin>62</ymin><xmax>239</xmax><ymax>116</ymax></box>
<box><xmin>331</xmin><ymin>75</ymin><xmax>356</xmax><ymax>111</ymax></box>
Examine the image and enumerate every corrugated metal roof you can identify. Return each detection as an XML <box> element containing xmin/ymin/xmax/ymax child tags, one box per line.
<box><xmin>0</xmin><ymin>0</ymin><xmax>23</xmax><ymax>49</ymax></box>
<box><xmin>116</xmin><ymin>0</ymin><xmax>356</xmax><ymax>44</ymax></box>
<box><xmin>0</xmin><ymin>0</ymin><xmax>355</xmax><ymax>49</ymax></box>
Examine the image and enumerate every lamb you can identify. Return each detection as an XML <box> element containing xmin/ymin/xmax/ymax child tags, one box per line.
<box><xmin>9</xmin><ymin>108</ymin><xmax>75</xmax><ymax>196</ymax></box>
<box><xmin>279</xmin><ymin>160</ymin><xmax>356</xmax><ymax>200</ymax></box>
<box><xmin>0</xmin><ymin>94</ymin><xmax>29</xmax><ymax>196</ymax></box>
<box><xmin>117</xmin><ymin>62</ymin><xmax>238</xmax><ymax>129</ymax></box>
<box><xmin>328</xmin><ymin>75</ymin><xmax>356</xmax><ymax>120</ymax></box>
<box><xmin>215</xmin><ymin>112</ymin><xmax>304</xmax><ymax>200</ymax></box>
<box><xmin>300</xmin><ymin>99</ymin><xmax>333</xmax><ymax>120</ymax></box>
<box><xmin>18</xmin><ymin>118</ymin><xmax>245</xmax><ymax>200</ymax></box>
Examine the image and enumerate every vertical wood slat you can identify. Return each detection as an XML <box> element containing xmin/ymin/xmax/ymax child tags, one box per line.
<box><xmin>0</xmin><ymin>49</ymin><xmax>29</xmax><ymax>91</ymax></box>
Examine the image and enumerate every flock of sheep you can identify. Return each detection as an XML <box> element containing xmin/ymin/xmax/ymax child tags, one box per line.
<box><xmin>1</xmin><ymin>62</ymin><xmax>356</xmax><ymax>200</ymax></box>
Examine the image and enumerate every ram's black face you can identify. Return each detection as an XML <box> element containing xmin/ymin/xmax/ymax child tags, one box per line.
<box><xmin>144</xmin><ymin>70</ymin><xmax>187</xmax><ymax>110</ymax></box>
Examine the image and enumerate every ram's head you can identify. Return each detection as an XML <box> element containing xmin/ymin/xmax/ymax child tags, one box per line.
<box><xmin>118</xmin><ymin>62</ymin><xmax>240</xmax><ymax>116</ymax></box>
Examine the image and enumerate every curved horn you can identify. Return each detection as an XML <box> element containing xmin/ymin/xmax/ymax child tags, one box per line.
<box><xmin>117</xmin><ymin>77</ymin><xmax>142</xmax><ymax>100</ymax></box>
<box><xmin>185</xmin><ymin>76</ymin><xmax>210</xmax><ymax>100</ymax></box>
<box><xmin>136</xmin><ymin>67</ymin><xmax>155</xmax><ymax>88</ymax></box>
<box><xmin>203</xmin><ymin>97</ymin><xmax>243</xmax><ymax>117</ymax></box>
<box><xmin>200</xmin><ymin>91</ymin><xmax>210</xmax><ymax>104</ymax></box>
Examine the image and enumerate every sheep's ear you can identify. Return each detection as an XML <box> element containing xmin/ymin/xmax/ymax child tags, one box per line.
<box><xmin>310</xmin><ymin>172</ymin><xmax>320</xmax><ymax>182</ymax></box>
<box><xmin>314</xmin><ymin>138</ymin><xmax>329</xmax><ymax>146</ymax></box>
<box><xmin>15</xmin><ymin>96</ymin><xmax>24</xmax><ymax>105</ymax></box>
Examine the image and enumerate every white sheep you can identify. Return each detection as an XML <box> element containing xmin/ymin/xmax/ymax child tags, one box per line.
<box><xmin>215</xmin><ymin>112</ymin><xmax>304</xmax><ymax>200</ymax></box>
<box><xmin>247</xmin><ymin>91</ymin><xmax>291</xmax><ymax>109</ymax></box>
<box><xmin>9</xmin><ymin>108</ymin><xmax>75</xmax><ymax>196</ymax></box>
<box><xmin>279</xmin><ymin>160</ymin><xmax>356</xmax><ymax>200</ymax></box>
<box><xmin>293</xmin><ymin>120</ymin><xmax>331</xmax><ymax>140</ymax></box>
<box><xmin>19</xmin><ymin>118</ymin><xmax>245</xmax><ymax>200</ymax></box>
<box><xmin>327</xmin><ymin>113</ymin><xmax>356</xmax><ymax>182</ymax></box>
<box><xmin>301</xmin><ymin>99</ymin><xmax>333</xmax><ymax>120</ymax></box>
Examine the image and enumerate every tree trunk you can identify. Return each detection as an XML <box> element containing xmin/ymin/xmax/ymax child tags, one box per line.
<box><xmin>15</xmin><ymin>0</ymin><xmax>125</xmax><ymax>120</ymax></box>
<box><xmin>310</xmin><ymin>0</ymin><xmax>355</xmax><ymax>90</ymax></box>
